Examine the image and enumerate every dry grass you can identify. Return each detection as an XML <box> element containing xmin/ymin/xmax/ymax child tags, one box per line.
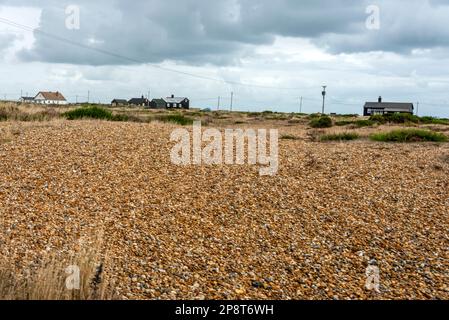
<box><xmin>0</xmin><ymin>234</ymin><xmax>116</xmax><ymax>300</ymax></box>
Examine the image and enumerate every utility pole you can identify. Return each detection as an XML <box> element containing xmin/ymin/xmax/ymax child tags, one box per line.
<box><xmin>321</xmin><ymin>86</ymin><xmax>327</xmax><ymax>114</ymax></box>
<box><xmin>300</xmin><ymin>96</ymin><xmax>303</xmax><ymax>114</ymax></box>
<box><xmin>76</xmin><ymin>95</ymin><xmax>78</xmax><ymax>104</ymax></box>
<box><xmin>217</xmin><ymin>96</ymin><xmax>221</xmax><ymax>111</ymax></box>
<box><xmin>230</xmin><ymin>92</ymin><xmax>234</xmax><ymax>112</ymax></box>
<box><xmin>87</xmin><ymin>90</ymin><xmax>90</xmax><ymax>103</ymax></box>
<box><xmin>148</xmin><ymin>89</ymin><xmax>151</xmax><ymax>100</ymax></box>
<box><xmin>416</xmin><ymin>102</ymin><xmax>419</xmax><ymax>116</ymax></box>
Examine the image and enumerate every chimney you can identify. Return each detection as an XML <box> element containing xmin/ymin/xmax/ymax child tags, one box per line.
<box><xmin>171</xmin><ymin>94</ymin><xmax>174</xmax><ymax>98</ymax></box>
<box><xmin>378</xmin><ymin>96</ymin><xmax>382</xmax><ymax>103</ymax></box>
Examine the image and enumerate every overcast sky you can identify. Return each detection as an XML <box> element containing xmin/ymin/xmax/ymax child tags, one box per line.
<box><xmin>1</xmin><ymin>0</ymin><xmax>449</xmax><ymax>116</ymax></box>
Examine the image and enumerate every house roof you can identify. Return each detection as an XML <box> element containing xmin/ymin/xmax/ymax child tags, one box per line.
<box><xmin>21</xmin><ymin>97</ymin><xmax>35</xmax><ymax>101</ymax></box>
<box><xmin>129</xmin><ymin>98</ymin><xmax>148</xmax><ymax>104</ymax></box>
<box><xmin>35</xmin><ymin>91</ymin><xmax>67</xmax><ymax>101</ymax></box>
<box><xmin>165</xmin><ymin>97</ymin><xmax>189</xmax><ymax>104</ymax></box>
<box><xmin>112</xmin><ymin>99</ymin><xmax>128</xmax><ymax>103</ymax></box>
<box><xmin>364</xmin><ymin>102</ymin><xmax>414</xmax><ymax>110</ymax></box>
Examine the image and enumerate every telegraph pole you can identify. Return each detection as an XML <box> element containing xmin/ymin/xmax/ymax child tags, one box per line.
<box><xmin>217</xmin><ymin>96</ymin><xmax>221</xmax><ymax>111</ymax></box>
<box><xmin>230</xmin><ymin>92</ymin><xmax>234</xmax><ymax>112</ymax></box>
<box><xmin>300</xmin><ymin>96</ymin><xmax>303</xmax><ymax>114</ymax></box>
<box><xmin>321</xmin><ymin>86</ymin><xmax>327</xmax><ymax>114</ymax></box>
<box><xmin>87</xmin><ymin>90</ymin><xmax>90</xmax><ymax>103</ymax></box>
<box><xmin>416</xmin><ymin>102</ymin><xmax>419</xmax><ymax>116</ymax></box>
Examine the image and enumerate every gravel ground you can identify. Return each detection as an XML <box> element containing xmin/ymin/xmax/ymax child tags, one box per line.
<box><xmin>0</xmin><ymin>120</ymin><xmax>448</xmax><ymax>300</ymax></box>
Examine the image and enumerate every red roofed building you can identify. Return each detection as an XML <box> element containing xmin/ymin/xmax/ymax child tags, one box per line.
<box><xmin>34</xmin><ymin>91</ymin><xmax>68</xmax><ymax>105</ymax></box>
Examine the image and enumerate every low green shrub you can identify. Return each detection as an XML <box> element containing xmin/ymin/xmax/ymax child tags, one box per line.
<box><xmin>154</xmin><ymin>114</ymin><xmax>194</xmax><ymax>126</ymax></box>
<box><xmin>280</xmin><ymin>134</ymin><xmax>299</xmax><ymax>140</ymax></box>
<box><xmin>337</xmin><ymin>114</ymin><xmax>359</xmax><ymax>118</ymax></box>
<box><xmin>64</xmin><ymin>106</ymin><xmax>113</xmax><ymax>120</ymax></box>
<box><xmin>354</xmin><ymin>120</ymin><xmax>375</xmax><ymax>127</ymax></box>
<box><xmin>308</xmin><ymin>113</ymin><xmax>321</xmax><ymax>119</ymax></box>
<box><xmin>0</xmin><ymin>109</ymin><xmax>9</xmax><ymax>121</ymax></box>
<box><xmin>369</xmin><ymin>114</ymin><xmax>449</xmax><ymax>126</ymax></box>
<box><xmin>370</xmin><ymin>113</ymin><xmax>419</xmax><ymax>124</ymax></box>
<box><xmin>371</xmin><ymin>129</ymin><xmax>448</xmax><ymax>143</ymax></box>
<box><xmin>368</xmin><ymin>114</ymin><xmax>386</xmax><ymax>124</ymax></box>
<box><xmin>310</xmin><ymin>116</ymin><xmax>333</xmax><ymax>128</ymax></box>
<box><xmin>335</xmin><ymin>120</ymin><xmax>353</xmax><ymax>127</ymax></box>
<box><xmin>320</xmin><ymin>132</ymin><xmax>360</xmax><ymax>141</ymax></box>
<box><xmin>420</xmin><ymin>116</ymin><xmax>449</xmax><ymax>125</ymax></box>
<box><xmin>388</xmin><ymin>113</ymin><xmax>420</xmax><ymax>124</ymax></box>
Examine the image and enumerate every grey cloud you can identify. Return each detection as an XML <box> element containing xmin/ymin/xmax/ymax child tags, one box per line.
<box><xmin>1</xmin><ymin>0</ymin><xmax>449</xmax><ymax>66</ymax></box>
<box><xmin>0</xmin><ymin>33</ymin><xmax>17</xmax><ymax>53</ymax></box>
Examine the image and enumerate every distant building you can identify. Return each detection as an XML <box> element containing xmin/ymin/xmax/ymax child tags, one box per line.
<box><xmin>150</xmin><ymin>99</ymin><xmax>167</xmax><ymax>109</ymax></box>
<box><xmin>165</xmin><ymin>95</ymin><xmax>190</xmax><ymax>109</ymax></box>
<box><xmin>19</xmin><ymin>97</ymin><xmax>35</xmax><ymax>103</ymax></box>
<box><xmin>363</xmin><ymin>97</ymin><xmax>414</xmax><ymax>116</ymax></box>
<box><xmin>128</xmin><ymin>96</ymin><xmax>150</xmax><ymax>107</ymax></box>
<box><xmin>111</xmin><ymin>99</ymin><xmax>128</xmax><ymax>107</ymax></box>
<box><xmin>34</xmin><ymin>91</ymin><xmax>68</xmax><ymax>105</ymax></box>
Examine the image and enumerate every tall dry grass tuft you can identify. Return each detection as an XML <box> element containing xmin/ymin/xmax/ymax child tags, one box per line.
<box><xmin>0</xmin><ymin>103</ymin><xmax>62</xmax><ymax>122</ymax></box>
<box><xmin>0</xmin><ymin>234</ymin><xmax>117</xmax><ymax>300</ymax></box>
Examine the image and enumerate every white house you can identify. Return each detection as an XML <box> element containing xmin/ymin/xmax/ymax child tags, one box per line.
<box><xmin>34</xmin><ymin>91</ymin><xmax>68</xmax><ymax>105</ymax></box>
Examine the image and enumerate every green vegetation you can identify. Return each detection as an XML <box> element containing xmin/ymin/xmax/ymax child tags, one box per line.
<box><xmin>371</xmin><ymin>129</ymin><xmax>448</xmax><ymax>143</ymax></box>
<box><xmin>419</xmin><ymin>116</ymin><xmax>449</xmax><ymax>125</ymax></box>
<box><xmin>0</xmin><ymin>108</ymin><xmax>8</xmax><ymax>121</ymax></box>
<box><xmin>64</xmin><ymin>106</ymin><xmax>146</xmax><ymax>123</ymax></box>
<box><xmin>154</xmin><ymin>114</ymin><xmax>194</xmax><ymax>126</ymax></box>
<box><xmin>369</xmin><ymin>113</ymin><xmax>449</xmax><ymax>125</ymax></box>
<box><xmin>320</xmin><ymin>132</ymin><xmax>360</xmax><ymax>142</ymax></box>
<box><xmin>64</xmin><ymin>106</ymin><xmax>114</xmax><ymax>120</ymax></box>
<box><xmin>310</xmin><ymin>116</ymin><xmax>333</xmax><ymax>128</ymax></box>
<box><xmin>369</xmin><ymin>113</ymin><xmax>420</xmax><ymax>124</ymax></box>
<box><xmin>336</xmin><ymin>120</ymin><xmax>375</xmax><ymax>127</ymax></box>
<box><xmin>335</xmin><ymin>120</ymin><xmax>353</xmax><ymax>127</ymax></box>
<box><xmin>336</xmin><ymin>114</ymin><xmax>359</xmax><ymax>118</ymax></box>
<box><xmin>280</xmin><ymin>134</ymin><xmax>300</xmax><ymax>140</ymax></box>
<box><xmin>308</xmin><ymin>113</ymin><xmax>321</xmax><ymax>119</ymax></box>
<box><xmin>354</xmin><ymin>120</ymin><xmax>375</xmax><ymax>127</ymax></box>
